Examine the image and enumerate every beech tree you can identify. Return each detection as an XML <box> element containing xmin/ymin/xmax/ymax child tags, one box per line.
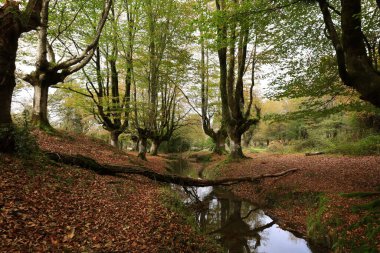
<box><xmin>81</xmin><ymin>0</ymin><xmax>139</xmax><ymax>148</ymax></box>
<box><xmin>316</xmin><ymin>0</ymin><xmax>380</xmax><ymax>107</ymax></box>
<box><xmin>214</xmin><ymin>0</ymin><xmax>261</xmax><ymax>158</ymax></box>
<box><xmin>22</xmin><ymin>0</ymin><xmax>111</xmax><ymax>129</ymax></box>
<box><xmin>191</xmin><ymin>0</ymin><xmax>227</xmax><ymax>155</ymax></box>
<box><xmin>199</xmin><ymin>39</ymin><xmax>228</xmax><ymax>154</ymax></box>
<box><xmin>132</xmin><ymin>0</ymin><xmax>191</xmax><ymax>159</ymax></box>
<box><xmin>0</xmin><ymin>0</ymin><xmax>42</xmax><ymax>152</ymax></box>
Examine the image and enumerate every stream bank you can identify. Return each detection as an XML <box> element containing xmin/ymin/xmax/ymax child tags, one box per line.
<box><xmin>165</xmin><ymin>153</ymin><xmax>326</xmax><ymax>253</ymax></box>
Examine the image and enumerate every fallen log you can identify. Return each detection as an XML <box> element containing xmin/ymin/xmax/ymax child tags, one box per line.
<box><xmin>45</xmin><ymin>152</ymin><xmax>298</xmax><ymax>187</ymax></box>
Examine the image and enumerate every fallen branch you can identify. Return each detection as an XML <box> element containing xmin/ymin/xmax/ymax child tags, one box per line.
<box><xmin>45</xmin><ymin>152</ymin><xmax>298</xmax><ymax>187</ymax></box>
<box><xmin>305</xmin><ymin>151</ymin><xmax>325</xmax><ymax>156</ymax></box>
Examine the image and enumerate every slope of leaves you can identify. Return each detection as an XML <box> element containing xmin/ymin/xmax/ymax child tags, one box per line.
<box><xmin>0</xmin><ymin>131</ymin><xmax>218</xmax><ymax>252</ymax></box>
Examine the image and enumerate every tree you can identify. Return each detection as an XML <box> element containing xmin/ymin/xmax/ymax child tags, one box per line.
<box><xmin>192</xmin><ymin>0</ymin><xmax>228</xmax><ymax>155</ymax></box>
<box><xmin>0</xmin><ymin>0</ymin><xmax>42</xmax><ymax>153</ymax></box>
<box><xmin>22</xmin><ymin>0</ymin><xmax>111</xmax><ymax>129</ymax></box>
<box><xmin>132</xmin><ymin>0</ymin><xmax>191</xmax><ymax>159</ymax></box>
<box><xmin>214</xmin><ymin>0</ymin><xmax>261</xmax><ymax>158</ymax></box>
<box><xmin>81</xmin><ymin>0</ymin><xmax>139</xmax><ymax>148</ymax></box>
<box><xmin>316</xmin><ymin>0</ymin><xmax>380</xmax><ymax>107</ymax></box>
<box><xmin>200</xmin><ymin>38</ymin><xmax>228</xmax><ymax>154</ymax></box>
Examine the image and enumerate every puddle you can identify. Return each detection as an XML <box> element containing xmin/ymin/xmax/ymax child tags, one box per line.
<box><xmin>167</xmin><ymin>155</ymin><xmax>323</xmax><ymax>253</ymax></box>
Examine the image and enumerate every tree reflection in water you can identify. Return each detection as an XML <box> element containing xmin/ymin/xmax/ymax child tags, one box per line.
<box><xmin>185</xmin><ymin>187</ymin><xmax>275</xmax><ymax>253</ymax></box>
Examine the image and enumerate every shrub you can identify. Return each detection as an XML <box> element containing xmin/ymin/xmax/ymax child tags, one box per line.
<box><xmin>331</xmin><ymin>135</ymin><xmax>380</xmax><ymax>155</ymax></box>
<box><xmin>267</xmin><ymin>141</ymin><xmax>286</xmax><ymax>153</ymax></box>
<box><xmin>13</xmin><ymin>126</ymin><xmax>40</xmax><ymax>160</ymax></box>
<box><xmin>292</xmin><ymin>138</ymin><xmax>334</xmax><ymax>152</ymax></box>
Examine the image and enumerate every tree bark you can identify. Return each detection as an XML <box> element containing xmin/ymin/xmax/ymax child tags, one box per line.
<box><xmin>45</xmin><ymin>151</ymin><xmax>299</xmax><ymax>187</ymax></box>
<box><xmin>215</xmin><ymin>0</ymin><xmax>260</xmax><ymax>159</ymax></box>
<box><xmin>213</xmin><ymin>132</ymin><xmax>227</xmax><ymax>155</ymax></box>
<box><xmin>110</xmin><ymin>130</ymin><xmax>121</xmax><ymax>148</ymax></box>
<box><xmin>318</xmin><ymin>0</ymin><xmax>380</xmax><ymax>107</ymax></box>
<box><xmin>137</xmin><ymin>130</ymin><xmax>148</xmax><ymax>160</ymax></box>
<box><xmin>229</xmin><ymin>132</ymin><xmax>244</xmax><ymax>159</ymax></box>
<box><xmin>150</xmin><ymin>139</ymin><xmax>161</xmax><ymax>156</ymax></box>
<box><xmin>0</xmin><ymin>0</ymin><xmax>42</xmax><ymax>152</ymax></box>
<box><xmin>0</xmin><ymin>3</ymin><xmax>23</xmax><ymax>152</ymax></box>
<box><xmin>0</xmin><ymin>83</ymin><xmax>15</xmax><ymax>152</ymax></box>
<box><xmin>31</xmin><ymin>83</ymin><xmax>51</xmax><ymax>129</ymax></box>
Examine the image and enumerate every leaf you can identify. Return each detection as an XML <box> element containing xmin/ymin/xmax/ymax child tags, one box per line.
<box><xmin>63</xmin><ymin>226</ymin><xmax>75</xmax><ymax>242</ymax></box>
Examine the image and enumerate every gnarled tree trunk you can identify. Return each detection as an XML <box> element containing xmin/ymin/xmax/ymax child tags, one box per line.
<box><xmin>0</xmin><ymin>0</ymin><xmax>42</xmax><ymax>152</ymax></box>
<box><xmin>137</xmin><ymin>128</ymin><xmax>149</xmax><ymax>160</ymax></box>
<box><xmin>229</xmin><ymin>132</ymin><xmax>244</xmax><ymax>159</ymax></box>
<box><xmin>318</xmin><ymin>0</ymin><xmax>380</xmax><ymax>107</ymax></box>
<box><xmin>0</xmin><ymin>4</ymin><xmax>21</xmax><ymax>152</ymax></box>
<box><xmin>138</xmin><ymin>136</ymin><xmax>148</xmax><ymax>160</ymax></box>
<box><xmin>213</xmin><ymin>131</ymin><xmax>227</xmax><ymax>155</ymax></box>
<box><xmin>110</xmin><ymin>130</ymin><xmax>121</xmax><ymax>148</ymax></box>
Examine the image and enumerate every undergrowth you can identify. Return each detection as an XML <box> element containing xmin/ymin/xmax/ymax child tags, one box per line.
<box><xmin>307</xmin><ymin>193</ymin><xmax>380</xmax><ymax>252</ymax></box>
<box><xmin>330</xmin><ymin>135</ymin><xmax>380</xmax><ymax>155</ymax></box>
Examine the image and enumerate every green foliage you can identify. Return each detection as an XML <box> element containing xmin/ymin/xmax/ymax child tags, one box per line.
<box><xmin>292</xmin><ymin>138</ymin><xmax>334</xmax><ymax>153</ymax></box>
<box><xmin>159</xmin><ymin>136</ymin><xmax>191</xmax><ymax>153</ymax></box>
<box><xmin>248</xmin><ymin>147</ymin><xmax>266</xmax><ymax>153</ymax></box>
<box><xmin>306</xmin><ymin>194</ymin><xmax>330</xmax><ymax>245</ymax></box>
<box><xmin>331</xmin><ymin>195</ymin><xmax>380</xmax><ymax>252</ymax></box>
<box><xmin>13</xmin><ymin>126</ymin><xmax>40</xmax><ymax>160</ymax></box>
<box><xmin>331</xmin><ymin>135</ymin><xmax>380</xmax><ymax>156</ymax></box>
<box><xmin>267</xmin><ymin>142</ymin><xmax>286</xmax><ymax>153</ymax></box>
<box><xmin>11</xmin><ymin>111</ymin><xmax>41</xmax><ymax>160</ymax></box>
<box><xmin>340</xmin><ymin>192</ymin><xmax>380</xmax><ymax>198</ymax></box>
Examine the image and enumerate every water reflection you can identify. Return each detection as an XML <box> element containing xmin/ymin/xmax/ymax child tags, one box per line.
<box><xmin>181</xmin><ymin>186</ymin><xmax>314</xmax><ymax>253</ymax></box>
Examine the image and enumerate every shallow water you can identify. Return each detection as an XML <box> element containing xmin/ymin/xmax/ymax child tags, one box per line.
<box><xmin>167</xmin><ymin>156</ymin><xmax>322</xmax><ymax>253</ymax></box>
<box><xmin>180</xmin><ymin>186</ymin><xmax>317</xmax><ymax>253</ymax></box>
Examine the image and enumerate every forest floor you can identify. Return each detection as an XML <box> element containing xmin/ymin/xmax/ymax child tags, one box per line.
<box><xmin>1</xmin><ymin>131</ymin><xmax>379</xmax><ymax>252</ymax></box>
<box><xmin>0</xmin><ymin>131</ymin><xmax>218</xmax><ymax>253</ymax></box>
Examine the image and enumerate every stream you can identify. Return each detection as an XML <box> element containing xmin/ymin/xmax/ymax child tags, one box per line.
<box><xmin>167</xmin><ymin>155</ymin><xmax>323</xmax><ymax>253</ymax></box>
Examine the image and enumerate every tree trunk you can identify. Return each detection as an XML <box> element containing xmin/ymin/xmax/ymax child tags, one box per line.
<box><xmin>229</xmin><ymin>132</ymin><xmax>244</xmax><ymax>159</ymax></box>
<box><xmin>137</xmin><ymin>136</ymin><xmax>148</xmax><ymax>160</ymax></box>
<box><xmin>110</xmin><ymin>131</ymin><xmax>120</xmax><ymax>148</ymax></box>
<box><xmin>32</xmin><ymin>83</ymin><xmax>51</xmax><ymax>129</ymax></box>
<box><xmin>213</xmin><ymin>133</ymin><xmax>226</xmax><ymax>155</ymax></box>
<box><xmin>0</xmin><ymin>82</ymin><xmax>16</xmax><ymax>153</ymax></box>
<box><xmin>0</xmin><ymin>1</ymin><xmax>42</xmax><ymax>153</ymax></box>
<box><xmin>0</xmin><ymin>5</ymin><xmax>21</xmax><ymax>152</ymax></box>
<box><xmin>46</xmin><ymin>151</ymin><xmax>299</xmax><ymax>187</ymax></box>
<box><xmin>150</xmin><ymin>139</ymin><xmax>160</xmax><ymax>156</ymax></box>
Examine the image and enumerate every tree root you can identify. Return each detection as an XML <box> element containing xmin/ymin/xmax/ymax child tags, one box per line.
<box><xmin>45</xmin><ymin>152</ymin><xmax>298</xmax><ymax>187</ymax></box>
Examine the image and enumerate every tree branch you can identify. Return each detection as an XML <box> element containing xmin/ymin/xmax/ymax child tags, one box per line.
<box><xmin>45</xmin><ymin>152</ymin><xmax>299</xmax><ymax>187</ymax></box>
